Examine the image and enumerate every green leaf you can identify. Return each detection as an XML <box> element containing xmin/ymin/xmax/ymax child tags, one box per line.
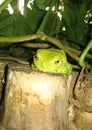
<box><xmin>73</xmin><ymin>3</ymin><xmax>87</xmax><ymax>42</ymax></box>
<box><xmin>34</xmin><ymin>0</ymin><xmax>52</xmax><ymax>10</ymax></box>
<box><xmin>61</xmin><ymin>3</ymin><xmax>88</xmax><ymax>46</ymax></box>
<box><xmin>0</xmin><ymin>12</ymin><xmax>29</xmax><ymax>37</ymax></box>
<box><xmin>0</xmin><ymin>9</ymin><xmax>10</xmax><ymax>21</ymax></box>
<box><xmin>13</xmin><ymin>12</ymin><xmax>29</xmax><ymax>36</ymax></box>
<box><xmin>43</xmin><ymin>12</ymin><xmax>61</xmax><ymax>36</ymax></box>
<box><xmin>0</xmin><ymin>14</ymin><xmax>14</xmax><ymax>30</ymax></box>
<box><xmin>61</xmin><ymin>9</ymin><xmax>76</xmax><ymax>39</ymax></box>
<box><xmin>25</xmin><ymin>6</ymin><xmax>45</xmax><ymax>34</ymax></box>
<box><xmin>0</xmin><ymin>13</ymin><xmax>15</xmax><ymax>36</ymax></box>
<box><xmin>10</xmin><ymin>0</ymin><xmax>17</xmax><ymax>11</ymax></box>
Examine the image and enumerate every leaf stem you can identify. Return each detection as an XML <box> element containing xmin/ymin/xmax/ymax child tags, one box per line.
<box><xmin>79</xmin><ymin>39</ymin><xmax>92</xmax><ymax>69</ymax></box>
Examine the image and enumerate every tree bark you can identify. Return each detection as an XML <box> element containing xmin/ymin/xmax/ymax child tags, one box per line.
<box><xmin>0</xmin><ymin>62</ymin><xmax>92</xmax><ymax>130</ymax></box>
<box><xmin>1</xmin><ymin>63</ymin><xmax>72</xmax><ymax>130</ymax></box>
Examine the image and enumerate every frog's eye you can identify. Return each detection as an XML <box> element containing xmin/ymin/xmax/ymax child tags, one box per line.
<box><xmin>54</xmin><ymin>60</ymin><xmax>60</xmax><ymax>64</ymax></box>
<box><xmin>34</xmin><ymin>55</ymin><xmax>39</xmax><ymax>60</ymax></box>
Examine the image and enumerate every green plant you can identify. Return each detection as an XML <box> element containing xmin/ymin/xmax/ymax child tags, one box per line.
<box><xmin>0</xmin><ymin>0</ymin><xmax>92</xmax><ymax>69</ymax></box>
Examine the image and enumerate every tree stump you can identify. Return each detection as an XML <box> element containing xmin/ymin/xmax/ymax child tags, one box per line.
<box><xmin>0</xmin><ymin>62</ymin><xmax>92</xmax><ymax>130</ymax></box>
<box><xmin>1</xmin><ymin>63</ymin><xmax>72</xmax><ymax>130</ymax></box>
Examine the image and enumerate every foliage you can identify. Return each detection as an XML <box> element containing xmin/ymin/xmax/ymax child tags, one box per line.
<box><xmin>0</xmin><ymin>0</ymin><xmax>92</xmax><ymax>68</ymax></box>
<box><xmin>0</xmin><ymin>1</ymin><xmax>91</xmax><ymax>45</ymax></box>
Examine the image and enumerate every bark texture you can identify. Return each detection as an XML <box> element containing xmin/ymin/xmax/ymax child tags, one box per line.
<box><xmin>0</xmin><ymin>62</ymin><xmax>92</xmax><ymax>130</ymax></box>
<box><xmin>1</xmin><ymin>64</ymin><xmax>72</xmax><ymax>130</ymax></box>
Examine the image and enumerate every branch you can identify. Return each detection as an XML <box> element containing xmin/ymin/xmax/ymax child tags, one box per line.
<box><xmin>0</xmin><ymin>32</ymin><xmax>79</xmax><ymax>62</ymax></box>
<box><xmin>0</xmin><ymin>32</ymin><xmax>91</xmax><ymax>69</ymax></box>
<box><xmin>40</xmin><ymin>32</ymin><xmax>79</xmax><ymax>62</ymax></box>
<box><xmin>0</xmin><ymin>33</ymin><xmax>43</xmax><ymax>43</ymax></box>
<box><xmin>21</xmin><ymin>43</ymin><xmax>50</xmax><ymax>48</ymax></box>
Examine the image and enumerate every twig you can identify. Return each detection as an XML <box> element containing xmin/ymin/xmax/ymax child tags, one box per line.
<box><xmin>21</xmin><ymin>43</ymin><xmax>50</xmax><ymax>48</ymax></box>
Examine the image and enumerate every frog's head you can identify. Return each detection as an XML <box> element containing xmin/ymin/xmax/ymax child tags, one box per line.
<box><xmin>32</xmin><ymin>48</ymin><xmax>72</xmax><ymax>74</ymax></box>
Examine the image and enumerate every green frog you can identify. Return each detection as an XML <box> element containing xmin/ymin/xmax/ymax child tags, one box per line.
<box><xmin>31</xmin><ymin>48</ymin><xmax>72</xmax><ymax>74</ymax></box>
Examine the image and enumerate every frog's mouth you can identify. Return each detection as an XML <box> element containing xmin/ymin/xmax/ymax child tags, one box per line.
<box><xmin>33</xmin><ymin>63</ymin><xmax>50</xmax><ymax>72</ymax></box>
<box><xmin>33</xmin><ymin>63</ymin><xmax>39</xmax><ymax>70</ymax></box>
<box><xmin>33</xmin><ymin>63</ymin><xmax>44</xmax><ymax>71</ymax></box>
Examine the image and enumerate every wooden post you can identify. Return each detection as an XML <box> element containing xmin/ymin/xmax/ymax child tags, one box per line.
<box><xmin>1</xmin><ymin>64</ymin><xmax>72</xmax><ymax>130</ymax></box>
